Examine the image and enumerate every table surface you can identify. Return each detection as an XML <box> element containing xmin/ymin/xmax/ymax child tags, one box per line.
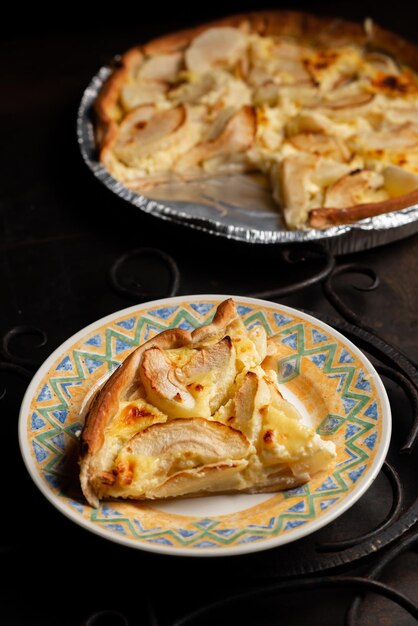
<box><xmin>2</xmin><ymin>2</ymin><xmax>418</xmax><ymax>624</ymax></box>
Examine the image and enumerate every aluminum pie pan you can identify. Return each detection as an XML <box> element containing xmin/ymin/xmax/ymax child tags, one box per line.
<box><xmin>77</xmin><ymin>64</ymin><xmax>418</xmax><ymax>254</ymax></box>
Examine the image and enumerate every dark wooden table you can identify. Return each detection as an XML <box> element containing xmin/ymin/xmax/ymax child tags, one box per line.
<box><xmin>2</xmin><ymin>2</ymin><xmax>418</xmax><ymax>624</ymax></box>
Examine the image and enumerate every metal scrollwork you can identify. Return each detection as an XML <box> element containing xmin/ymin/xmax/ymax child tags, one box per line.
<box><xmin>109</xmin><ymin>248</ymin><xmax>180</xmax><ymax>302</ymax></box>
<box><xmin>250</xmin><ymin>243</ymin><xmax>336</xmax><ymax>299</ymax></box>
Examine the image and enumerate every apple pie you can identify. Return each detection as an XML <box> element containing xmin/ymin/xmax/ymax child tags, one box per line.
<box><xmin>79</xmin><ymin>299</ymin><xmax>336</xmax><ymax>507</ymax></box>
<box><xmin>95</xmin><ymin>11</ymin><xmax>418</xmax><ymax>229</ymax></box>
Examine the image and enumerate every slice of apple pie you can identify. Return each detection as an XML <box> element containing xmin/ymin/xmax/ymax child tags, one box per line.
<box><xmin>79</xmin><ymin>299</ymin><xmax>336</xmax><ymax>507</ymax></box>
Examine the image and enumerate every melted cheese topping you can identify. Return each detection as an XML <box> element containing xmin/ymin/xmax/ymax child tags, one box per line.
<box><xmin>165</xmin><ymin>347</ymin><xmax>196</xmax><ymax>367</ymax></box>
<box><xmin>262</xmin><ymin>405</ymin><xmax>323</xmax><ymax>462</ymax></box>
<box><xmin>94</xmin><ymin>399</ymin><xmax>167</xmax><ymax>483</ymax></box>
<box><xmin>107</xmin><ymin>399</ymin><xmax>167</xmax><ymax>440</ymax></box>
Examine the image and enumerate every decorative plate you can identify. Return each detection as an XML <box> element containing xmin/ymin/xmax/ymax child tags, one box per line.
<box><xmin>19</xmin><ymin>296</ymin><xmax>391</xmax><ymax>557</ymax></box>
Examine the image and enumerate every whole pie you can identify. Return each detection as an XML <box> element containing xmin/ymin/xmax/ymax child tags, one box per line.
<box><xmin>79</xmin><ymin>299</ymin><xmax>336</xmax><ymax>506</ymax></box>
<box><xmin>95</xmin><ymin>11</ymin><xmax>418</xmax><ymax>229</ymax></box>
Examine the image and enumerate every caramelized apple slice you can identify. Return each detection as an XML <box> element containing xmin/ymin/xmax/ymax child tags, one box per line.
<box><xmin>182</xmin><ymin>336</ymin><xmax>234</xmax><ymax>377</ymax></box>
<box><xmin>383</xmin><ymin>165</ymin><xmax>418</xmax><ymax>197</ymax></box>
<box><xmin>169</xmin><ymin>74</ymin><xmax>215</xmax><ymax>104</ymax></box>
<box><xmin>181</xmin><ymin>336</ymin><xmax>237</xmax><ymax>414</ymax></box>
<box><xmin>185</xmin><ymin>27</ymin><xmax>248</xmax><ymax>74</ymax></box>
<box><xmin>289</xmin><ymin>132</ymin><xmax>350</xmax><ymax>162</ymax></box>
<box><xmin>364</xmin><ymin>51</ymin><xmax>400</xmax><ymax>74</ymax></box>
<box><xmin>137</xmin><ymin>52</ymin><xmax>183</xmax><ymax>83</ymax></box>
<box><xmin>120</xmin><ymin>82</ymin><xmax>168</xmax><ymax>111</ymax></box>
<box><xmin>121</xmin><ymin>418</ymin><xmax>250</xmax><ymax>468</ymax></box>
<box><xmin>139</xmin><ymin>337</ymin><xmax>236</xmax><ymax>418</ymax></box>
<box><xmin>140</xmin><ymin>346</ymin><xmax>195</xmax><ymax>412</ymax></box>
<box><xmin>385</xmin><ymin>107</ymin><xmax>418</xmax><ymax>126</ymax></box>
<box><xmin>316</xmin><ymin>92</ymin><xmax>374</xmax><ymax>110</ymax></box>
<box><xmin>273</xmin><ymin>58</ymin><xmax>311</xmax><ymax>83</ymax></box>
<box><xmin>191</xmin><ymin>298</ymin><xmax>238</xmax><ymax>346</ymax></box>
<box><xmin>175</xmin><ymin>105</ymin><xmax>256</xmax><ymax>171</ymax></box>
<box><xmin>324</xmin><ymin>170</ymin><xmax>388</xmax><ymax>208</ymax></box>
<box><xmin>117</xmin><ymin>104</ymin><xmax>157</xmax><ymax>134</ymax></box>
<box><xmin>354</xmin><ymin>124</ymin><xmax>418</xmax><ymax>151</ymax></box>
<box><xmin>150</xmin><ymin>461</ymin><xmax>248</xmax><ymax>498</ymax></box>
<box><xmin>113</xmin><ymin>105</ymin><xmax>187</xmax><ymax>164</ymax></box>
<box><xmin>234</xmin><ymin>371</ymin><xmax>266</xmax><ymax>442</ymax></box>
<box><xmin>286</xmin><ymin>110</ymin><xmax>345</xmax><ymax>137</ymax></box>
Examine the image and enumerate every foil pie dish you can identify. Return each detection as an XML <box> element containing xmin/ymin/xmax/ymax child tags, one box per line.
<box><xmin>77</xmin><ymin>64</ymin><xmax>418</xmax><ymax>254</ymax></box>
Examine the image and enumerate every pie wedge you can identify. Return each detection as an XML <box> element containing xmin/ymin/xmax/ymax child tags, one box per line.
<box><xmin>94</xmin><ymin>11</ymin><xmax>418</xmax><ymax>229</ymax></box>
<box><xmin>79</xmin><ymin>299</ymin><xmax>336</xmax><ymax>507</ymax></box>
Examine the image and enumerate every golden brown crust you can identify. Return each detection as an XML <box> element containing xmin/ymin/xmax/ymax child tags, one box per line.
<box><xmin>95</xmin><ymin>47</ymin><xmax>143</xmax><ymax>146</ymax></box>
<box><xmin>309</xmin><ymin>188</ymin><xmax>418</xmax><ymax>228</ymax></box>
<box><xmin>148</xmin><ymin>461</ymin><xmax>247</xmax><ymax>500</ymax></box>
<box><xmin>93</xmin><ymin>11</ymin><xmax>418</xmax><ymax>229</ymax></box>
<box><xmin>191</xmin><ymin>297</ymin><xmax>237</xmax><ymax>344</ymax></box>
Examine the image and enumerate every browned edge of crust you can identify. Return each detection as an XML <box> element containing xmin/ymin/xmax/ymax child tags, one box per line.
<box><xmin>191</xmin><ymin>297</ymin><xmax>237</xmax><ymax>344</ymax></box>
<box><xmin>309</xmin><ymin>188</ymin><xmax>418</xmax><ymax>228</ymax></box>
<box><xmin>122</xmin><ymin>474</ymin><xmax>307</xmax><ymax>502</ymax></box>
<box><xmin>94</xmin><ymin>47</ymin><xmax>143</xmax><ymax>151</ymax></box>
<box><xmin>79</xmin><ymin>298</ymin><xmax>238</xmax><ymax>505</ymax></box>
<box><xmin>93</xmin><ymin>11</ymin><xmax>418</xmax><ymax>229</ymax></box>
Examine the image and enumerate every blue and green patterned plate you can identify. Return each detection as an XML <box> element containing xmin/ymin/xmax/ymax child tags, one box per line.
<box><xmin>19</xmin><ymin>296</ymin><xmax>391</xmax><ymax>556</ymax></box>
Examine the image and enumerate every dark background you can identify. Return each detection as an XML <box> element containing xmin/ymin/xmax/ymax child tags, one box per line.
<box><xmin>6</xmin><ymin>1</ymin><xmax>418</xmax><ymax>37</ymax></box>
<box><xmin>1</xmin><ymin>2</ymin><xmax>418</xmax><ymax>624</ymax></box>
